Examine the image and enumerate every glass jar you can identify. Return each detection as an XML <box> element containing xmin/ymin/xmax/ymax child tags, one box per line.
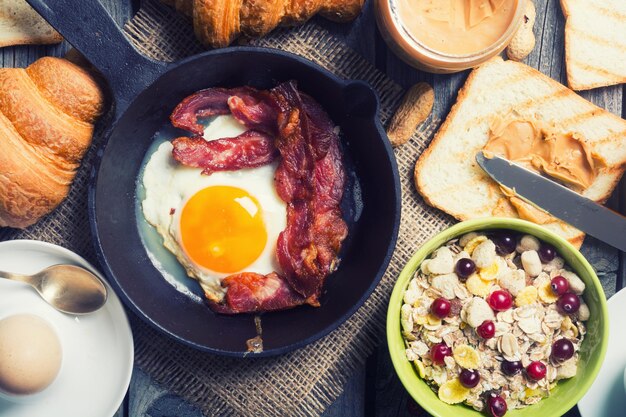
<box><xmin>375</xmin><ymin>0</ymin><xmax>527</xmax><ymax>74</ymax></box>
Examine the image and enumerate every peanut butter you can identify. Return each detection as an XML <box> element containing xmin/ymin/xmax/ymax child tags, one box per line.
<box><xmin>395</xmin><ymin>0</ymin><xmax>518</xmax><ymax>55</ymax></box>
<box><xmin>484</xmin><ymin>117</ymin><xmax>603</xmax><ymax>190</ymax></box>
<box><xmin>496</xmin><ymin>186</ymin><xmax>553</xmax><ymax>224</ymax></box>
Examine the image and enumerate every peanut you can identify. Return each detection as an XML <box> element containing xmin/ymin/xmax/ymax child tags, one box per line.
<box><xmin>517</xmin><ymin>235</ymin><xmax>540</xmax><ymax>253</ymax></box>
<box><xmin>507</xmin><ymin>0</ymin><xmax>536</xmax><ymax>61</ymax></box>
<box><xmin>521</xmin><ymin>250</ymin><xmax>542</xmax><ymax>277</ymax></box>
<box><xmin>499</xmin><ymin>269</ymin><xmax>526</xmax><ymax>296</ymax></box>
<box><xmin>386</xmin><ymin>82</ymin><xmax>434</xmax><ymax>147</ymax></box>
<box><xmin>427</xmin><ymin>247</ymin><xmax>454</xmax><ymax>275</ymax></box>
<box><xmin>459</xmin><ymin>232</ymin><xmax>480</xmax><ymax>247</ymax></box>
<box><xmin>432</xmin><ymin>273</ymin><xmax>459</xmax><ymax>299</ymax></box>
<box><xmin>577</xmin><ymin>302</ymin><xmax>590</xmax><ymax>321</ymax></box>
<box><xmin>472</xmin><ymin>240</ymin><xmax>497</xmax><ymax>268</ymax></box>
<box><xmin>464</xmin><ymin>297</ymin><xmax>496</xmax><ymax>328</ymax></box>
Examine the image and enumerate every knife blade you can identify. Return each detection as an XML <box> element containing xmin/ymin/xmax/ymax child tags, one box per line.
<box><xmin>475</xmin><ymin>151</ymin><xmax>626</xmax><ymax>252</ymax></box>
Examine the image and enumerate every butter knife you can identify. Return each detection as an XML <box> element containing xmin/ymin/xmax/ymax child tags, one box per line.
<box><xmin>475</xmin><ymin>151</ymin><xmax>626</xmax><ymax>252</ymax></box>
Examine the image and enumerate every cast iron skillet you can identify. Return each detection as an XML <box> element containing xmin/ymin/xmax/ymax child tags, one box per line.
<box><xmin>28</xmin><ymin>0</ymin><xmax>401</xmax><ymax>356</ymax></box>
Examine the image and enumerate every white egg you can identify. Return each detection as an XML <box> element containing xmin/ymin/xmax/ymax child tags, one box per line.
<box><xmin>141</xmin><ymin>115</ymin><xmax>287</xmax><ymax>301</ymax></box>
<box><xmin>0</xmin><ymin>314</ymin><xmax>62</xmax><ymax>397</ymax></box>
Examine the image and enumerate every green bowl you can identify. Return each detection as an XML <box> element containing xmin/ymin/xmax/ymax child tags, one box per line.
<box><xmin>387</xmin><ymin>218</ymin><xmax>608</xmax><ymax>417</ymax></box>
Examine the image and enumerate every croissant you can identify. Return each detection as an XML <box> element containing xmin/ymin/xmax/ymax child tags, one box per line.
<box><xmin>0</xmin><ymin>57</ymin><xmax>104</xmax><ymax>229</ymax></box>
<box><xmin>163</xmin><ymin>0</ymin><xmax>365</xmax><ymax>48</ymax></box>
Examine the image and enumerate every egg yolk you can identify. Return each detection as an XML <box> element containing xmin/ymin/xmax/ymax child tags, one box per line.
<box><xmin>180</xmin><ymin>185</ymin><xmax>267</xmax><ymax>273</ymax></box>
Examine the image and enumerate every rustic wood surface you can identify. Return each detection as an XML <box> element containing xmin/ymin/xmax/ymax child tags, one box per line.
<box><xmin>1</xmin><ymin>0</ymin><xmax>623</xmax><ymax>416</ymax></box>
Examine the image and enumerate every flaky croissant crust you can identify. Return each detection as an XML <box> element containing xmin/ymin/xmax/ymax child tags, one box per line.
<box><xmin>163</xmin><ymin>0</ymin><xmax>364</xmax><ymax>47</ymax></box>
<box><xmin>0</xmin><ymin>57</ymin><xmax>104</xmax><ymax>228</ymax></box>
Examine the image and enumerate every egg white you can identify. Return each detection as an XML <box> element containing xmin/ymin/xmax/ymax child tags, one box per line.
<box><xmin>141</xmin><ymin>116</ymin><xmax>286</xmax><ymax>302</ymax></box>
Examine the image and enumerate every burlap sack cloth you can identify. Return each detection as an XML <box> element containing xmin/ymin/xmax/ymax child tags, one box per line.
<box><xmin>0</xmin><ymin>1</ymin><xmax>453</xmax><ymax>415</ymax></box>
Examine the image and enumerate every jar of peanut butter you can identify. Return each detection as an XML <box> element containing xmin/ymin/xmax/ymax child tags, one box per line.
<box><xmin>375</xmin><ymin>0</ymin><xmax>527</xmax><ymax>73</ymax></box>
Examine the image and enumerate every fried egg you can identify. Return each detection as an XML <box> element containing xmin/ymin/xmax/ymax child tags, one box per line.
<box><xmin>141</xmin><ymin>115</ymin><xmax>286</xmax><ymax>301</ymax></box>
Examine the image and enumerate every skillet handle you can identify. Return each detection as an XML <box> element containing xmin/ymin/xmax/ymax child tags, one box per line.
<box><xmin>25</xmin><ymin>0</ymin><xmax>169</xmax><ymax>118</ymax></box>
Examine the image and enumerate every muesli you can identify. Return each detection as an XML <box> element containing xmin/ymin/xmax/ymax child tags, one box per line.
<box><xmin>401</xmin><ymin>231</ymin><xmax>589</xmax><ymax>416</ymax></box>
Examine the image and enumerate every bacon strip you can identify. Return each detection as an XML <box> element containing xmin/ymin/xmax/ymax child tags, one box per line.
<box><xmin>271</xmin><ymin>81</ymin><xmax>348</xmax><ymax>304</ymax></box>
<box><xmin>208</xmin><ymin>272</ymin><xmax>306</xmax><ymax>314</ymax></box>
<box><xmin>172</xmin><ymin>130</ymin><xmax>277</xmax><ymax>174</ymax></box>
<box><xmin>228</xmin><ymin>92</ymin><xmax>277</xmax><ymax>135</ymax></box>
<box><xmin>310</xmin><ymin>139</ymin><xmax>349</xmax><ymax>274</ymax></box>
<box><xmin>170</xmin><ymin>86</ymin><xmax>277</xmax><ymax>136</ymax></box>
<box><xmin>170</xmin><ymin>87</ymin><xmax>235</xmax><ymax>135</ymax></box>
<box><xmin>301</xmin><ymin>93</ymin><xmax>334</xmax><ymax>159</ymax></box>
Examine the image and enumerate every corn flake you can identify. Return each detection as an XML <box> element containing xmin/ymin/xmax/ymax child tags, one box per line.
<box><xmin>479</xmin><ymin>262</ymin><xmax>500</xmax><ymax>281</ymax></box>
<box><xmin>538</xmin><ymin>282</ymin><xmax>559</xmax><ymax>303</ymax></box>
<box><xmin>560</xmin><ymin>316</ymin><xmax>579</xmax><ymax>337</ymax></box>
<box><xmin>413</xmin><ymin>360</ymin><xmax>426</xmax><ymax>378</ymax></box>
<box><xmin>413</xmin><ymin>296</ymin><xmax>430</xmax><ymax>309</ymax></box>
<box><xmin>561</xmin><ymin>316</ymin><xmax>573</xmax><ymax>331</ymax></box>
<box><xmin>464</xmin><ymin>235</ymin><xmax>487</xmax><ymax>255</ymax></box>
<box><xmin>453</xmin><ymin>345</ymin><xmax>481</xmax><ymax>369</ymax></box>
<box><xmin>427</xmin><ymin>313</ymin><xmax>442</xmax><ymax>326</ymax></box>
<box><xmin>438</xmin><ymin>379</ymin><xmax>470</xmax><ymax>404</ymax></box>
<box><xmin>515</xmin><ymin>286</ymin><xmax>538</xmax><ymax>307</ymax></box>
<box><xmin>525</xmin><ymin>387</ymin><xmax>544</xmax><ymax>398</ymax></box>
<box><xmin>466</xmin><ymin>274</ymin><xmax>492</xmax><ymax>297</ymax></box>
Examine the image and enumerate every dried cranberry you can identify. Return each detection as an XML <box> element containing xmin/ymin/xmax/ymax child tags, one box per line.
<box><xmin>501</xmin><ymin>360</ymin><xmax>523</xmax><ymax>376</ymax></box>
<box><xmin>455</xmin><ymin>258</ymin><xmax>476</xmax><ymax>280</ymax></box>
<box><xmin>550</xmin><ymin>276</ymin><xmax>569</xmax><ymax>296</ymax></box>
<box><xmin>526</xmin><ymin>361</ymin><xmax>547</xmax><ymax>380</ymax></box>
<box><xmin>485</xmin><ymin>391</ymin><xmax>508</xmax><ymax>417</ymax></box>
<box><xmin>538</xmin><ymin>244</ymin><xmax>556</xmax><ymax>263</ymax></box>
<box><xmin>430</xmin><ymin>298</ymin><xmax>451</xmax><ymax>319</ymax></box>
<box><xmin>477</xmin><ymin>320</ymin><xmax>496</xmax><ymax>339</ymax></box>
<box><xmin>459</xmin><ymin>369</ymin><xmax>481</xmax><ymax>388</ymax></box>
<box><xmin>487</xmin><ymin>290</ymin><xmax>513</xmax><ymax>312</ymax></box>
<box><xmin>551</xmin><ymin>339</ymin><xmax>575</xmax><ymax>363</ymax></box>
<box><xmin>449</xmin><ymin>299</ymin><xmax>463</xmax><ymax>316</ymax></box>
<box><xmin>557</xmin><ymin>293</ymin><xmax>580</xmax><ymax>315</ymax></box>
<box><xmin>494</xmin><ymin>232</ymin><xmax>516</xmax><ymax>255</ymax></box>
<box><xmin>430</xmin><ymin>343</ymin><xmax>452</xmax><ymax>366</ymax></box>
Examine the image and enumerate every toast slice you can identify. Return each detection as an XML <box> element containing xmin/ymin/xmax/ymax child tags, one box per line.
<box><xmin>414</xmin><ymin>57</ymin><xmax>626</xmax><ymax>248</ymax></box>
<box><xmin>561</xmin><ymin>0</ymin><xmax>626</xmax><ymax>90</ymax></box>
<box><xmin>0</xmin><ymin>0</ymin><xmax>62</xmax><ymax>48</ymax></box>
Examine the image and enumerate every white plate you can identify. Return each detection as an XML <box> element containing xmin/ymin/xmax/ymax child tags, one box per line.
<box><xmin>0</xmin><ymin>240</ymin><xmax>134</xmax><ymax>417</ymax></box>
<box><xmin>578</xmin><ymin>286</ymin><xmax>626</xmax><ymax>417</ymax></box>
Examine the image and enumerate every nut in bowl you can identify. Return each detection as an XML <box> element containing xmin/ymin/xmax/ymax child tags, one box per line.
<box><xmin>387</xmin><ymin>218</ymin><xmax>608</xmax><ymax>417</ymax></box>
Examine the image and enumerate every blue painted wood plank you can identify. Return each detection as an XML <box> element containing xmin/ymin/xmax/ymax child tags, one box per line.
<box><xmin>128</xmin><ymin>368</ymin><xmax>203</xmax><ymax>417</ymax></box>
<box><xmin>321</xmin><ymin>366</ymin><xmax>366</xmax><ymax>417</ymax></box>
<box><xmin>127</xmin><ymin>365</ymin><xmax>366</xmax><ymax>417</ymax></box>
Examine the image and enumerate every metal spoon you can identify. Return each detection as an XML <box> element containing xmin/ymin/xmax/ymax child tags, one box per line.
<box><xmin>0</xmin><ymin>264</ymin><xmax>108</xmax><ymax>315</ymax></box>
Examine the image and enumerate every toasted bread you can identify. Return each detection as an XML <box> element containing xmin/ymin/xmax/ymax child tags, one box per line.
<box><xmin>414</xmin><ymin>57</ymin><xmax>626</xmax><ymax>248</ymax></box>
<box><xmin>0</xmin><ymin>0</ymin><xmax>62</xmax><ymax>48</ymax></box>
<box><xmin>561</xmin><ymin>0</ymin><xmax>626</xmax><ymax>91</ymax></box>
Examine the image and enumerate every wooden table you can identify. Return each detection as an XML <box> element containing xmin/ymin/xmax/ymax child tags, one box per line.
<box><xmin>2</xmin><ymin>1</ymin><xmax>623</xmax><ymax>416</ymax></box>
